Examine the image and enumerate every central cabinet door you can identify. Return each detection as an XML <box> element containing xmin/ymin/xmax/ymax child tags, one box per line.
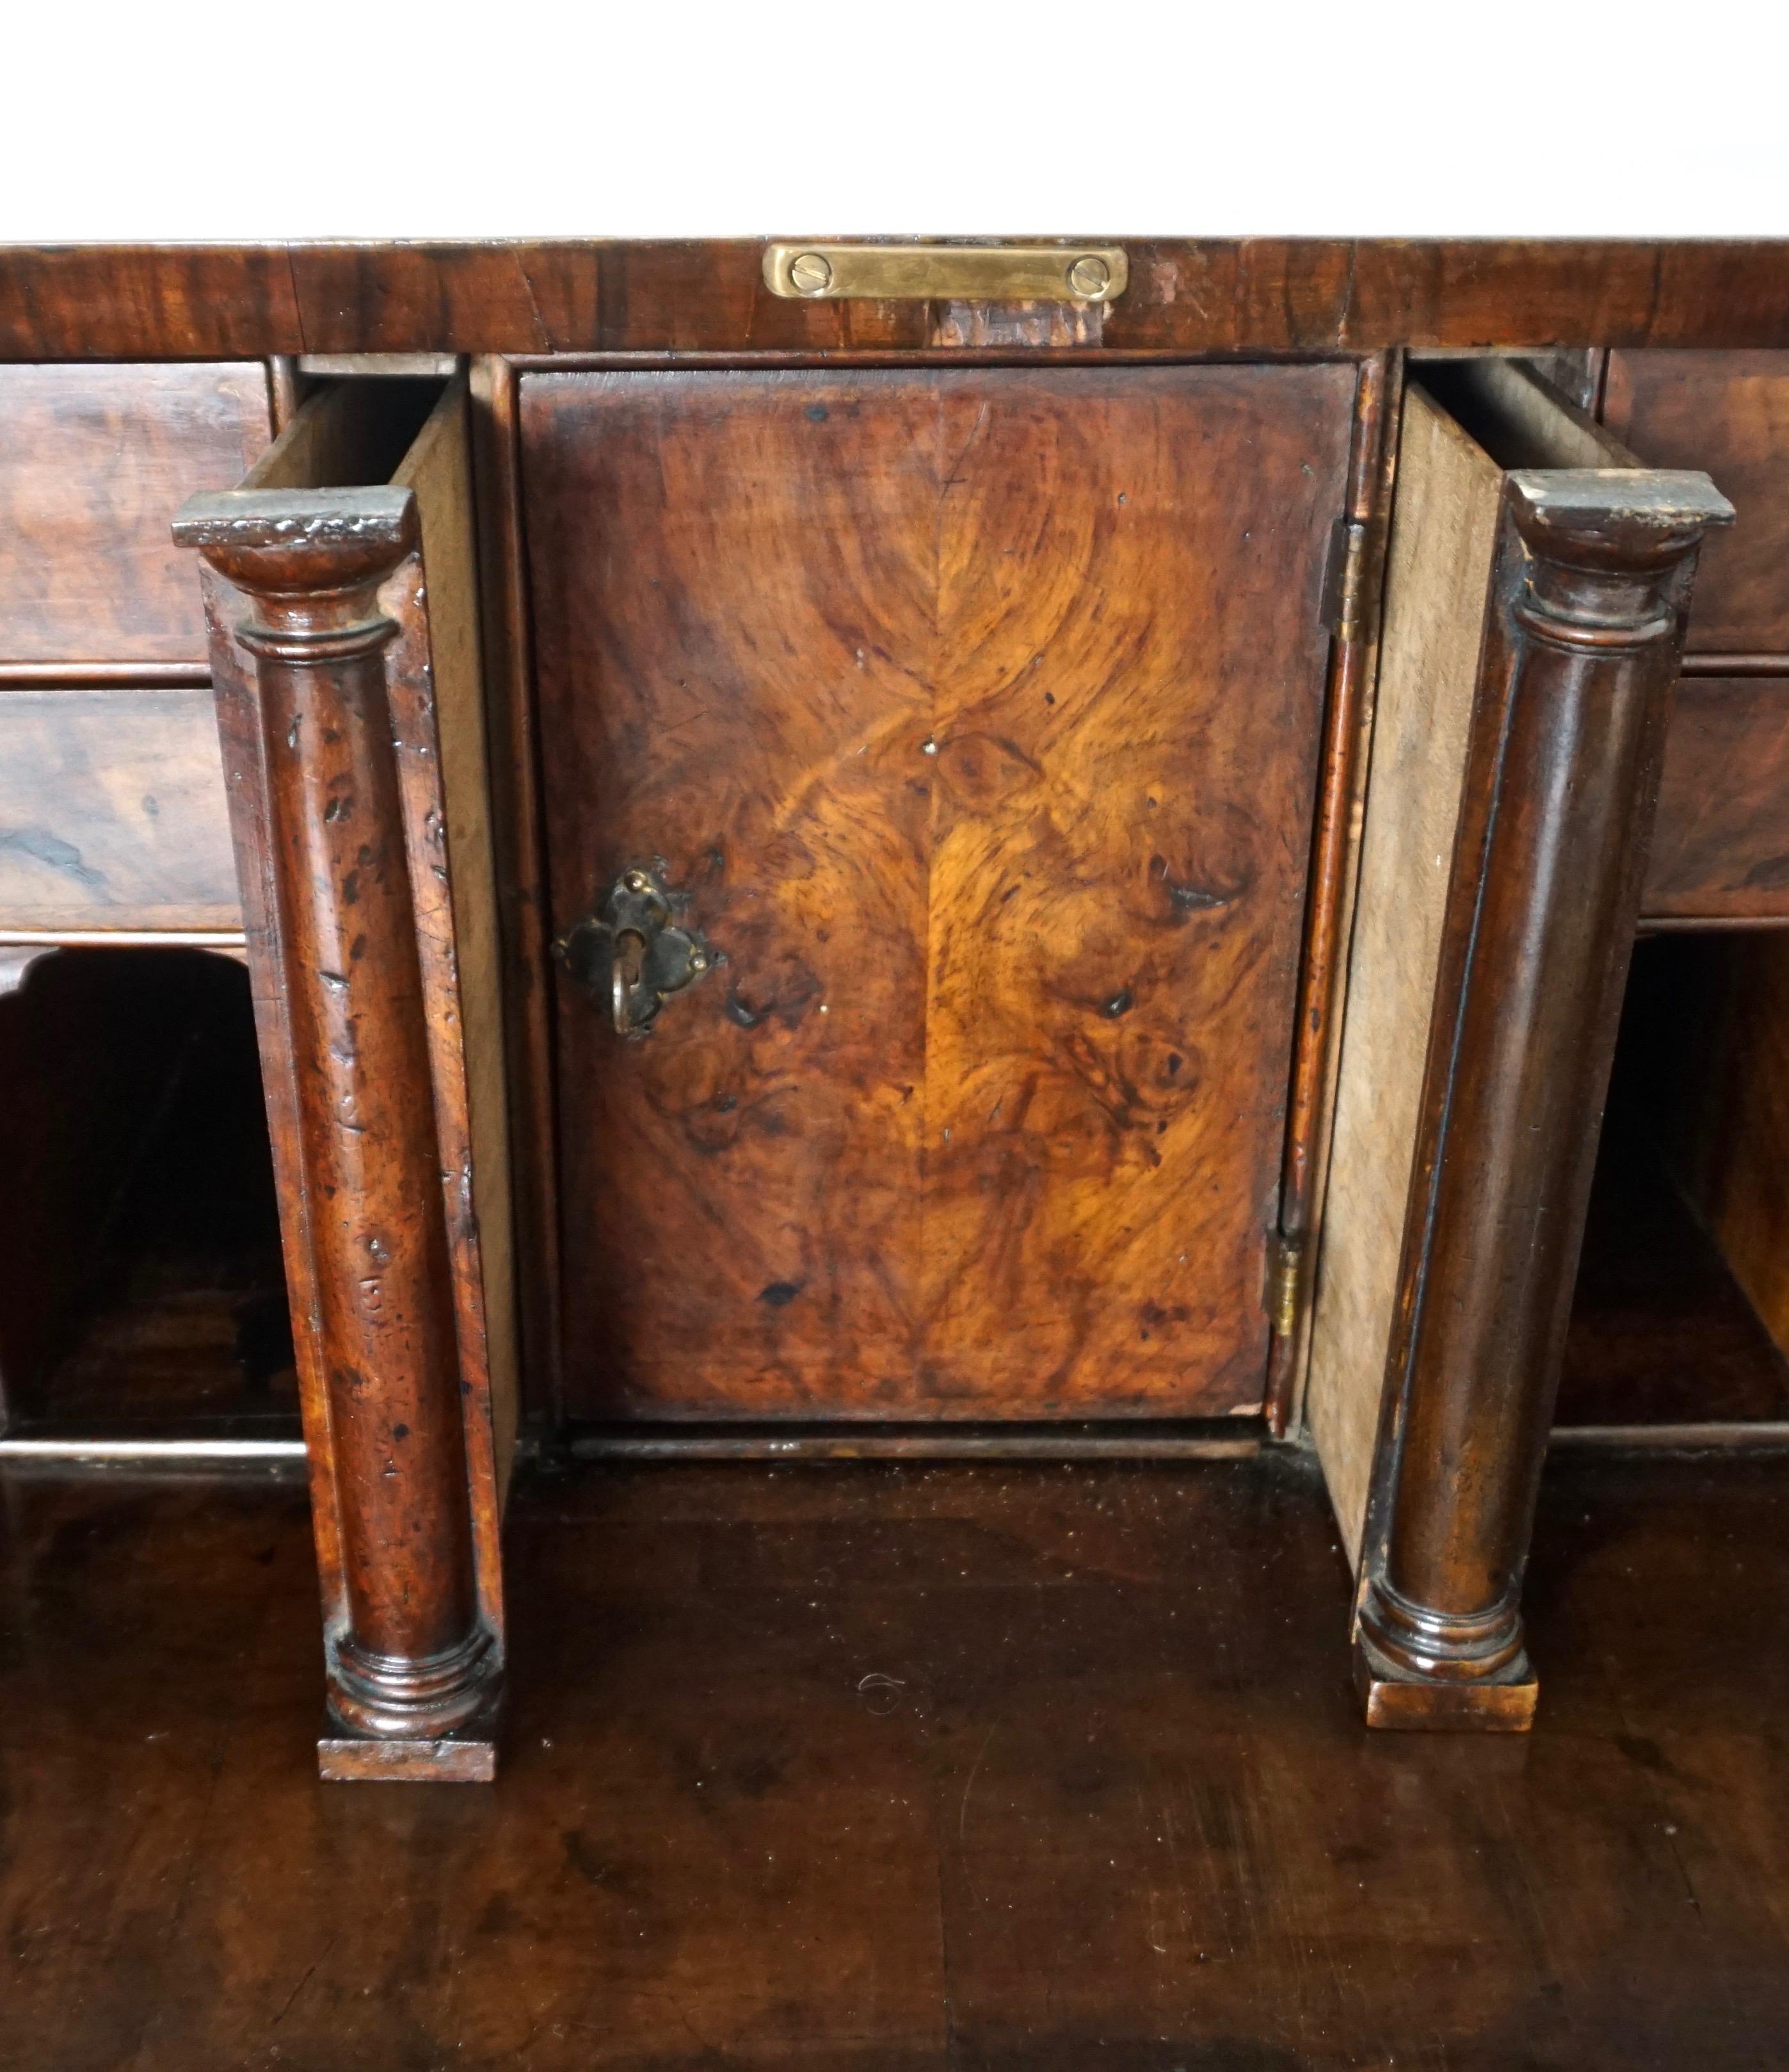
<box><xmin>521</xmin><ymin>364</ymin><xmax>1354</xmax><ymax>1423</ymax></box>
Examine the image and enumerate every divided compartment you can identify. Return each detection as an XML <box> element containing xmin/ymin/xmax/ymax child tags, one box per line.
<box><xmin>1564</xmin><ymin>351</ymin><xmax>1789</xmax><ymax>1437</ymax></box>
<box><xmin>0</xmin><ymin>362</ymin><xmax>282</xmax><ymax>1441</ymax></box>
<box><xmin>0</xmin><ymin>374</ymin><xmax>518</xmax><ymax>1499</ymax></box>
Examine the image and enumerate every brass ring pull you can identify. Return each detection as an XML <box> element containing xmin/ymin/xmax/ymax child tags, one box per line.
<box><xmin>556</xmin><ymin>864</ymin><xmax>716</xmax><ymax>1039</ymax></box>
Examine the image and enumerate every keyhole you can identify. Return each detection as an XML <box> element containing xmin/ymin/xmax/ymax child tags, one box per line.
<box><xmin>612</xmin><ymin>928</ymin><xmax>648</xmax><ymax>1033</ymax></box>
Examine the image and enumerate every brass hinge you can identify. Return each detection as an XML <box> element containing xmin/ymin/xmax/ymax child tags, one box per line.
<box><xmin>1318</xmin><ymin>516</ymin><xmax>1382</xmax><ymax>639</ymax></box>
<box><xmin>1269</xmin><ymin>1231</ymin><xmax>1306</xmax><ymax>1341</ymax></box>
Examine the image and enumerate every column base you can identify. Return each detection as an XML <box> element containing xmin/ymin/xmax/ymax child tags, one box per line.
<box><xmin>321</xmin><ymin>1622</ymin><xmax>503</xmax><ymax>1778</ymax></box>
<box><xmin>1354</xmin><ymin>1627</ymin><xmax>1538</xmax><ymax>1732</ymax></box>
<box><xmin>319</xmin><ymin>1688</ymin><xmax>502</xmax><ymax>1782</ymax></box>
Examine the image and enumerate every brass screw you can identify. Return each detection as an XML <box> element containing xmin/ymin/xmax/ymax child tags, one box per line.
<box><xmin>1067</xmin><ymin>254</ymin><xmax>1111</xmax><ymax>299</ymax></box>
<box><xmin>789</xmin><ymin>251</ymin><xmax>834</xmax><ymax>296</ymax></box>
<box><xmin>624</xmin><ymin>869</ymin><xmax>652</xmax><ymax>893</ymax></box>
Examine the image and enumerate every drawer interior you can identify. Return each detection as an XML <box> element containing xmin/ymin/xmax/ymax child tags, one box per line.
<box><xmin>1562</xmin><ymin>928</ymin><xmax>1789</xmax><ymax>1433</ymax></box>
<box><xmin>0</xmin><ymin>947</ymin><xmax>292</xmax><ymax>1438</ymax></box>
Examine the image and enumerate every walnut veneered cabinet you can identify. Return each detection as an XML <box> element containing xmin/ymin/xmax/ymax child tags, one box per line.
<box><xmin>520</xmin><ymin>364</ymin><xmax>1356</xmax><ymax>1426</ymax></box>
<box><xmin>1</xmin><ymin>236</ymin><xmax>1780</xmax><ymax>1782</ymax></box>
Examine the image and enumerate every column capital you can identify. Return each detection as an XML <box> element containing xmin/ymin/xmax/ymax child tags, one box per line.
<box><xmin>173</xmin><ymin>486</ymin><xmax>417</xmax><ymax>615</ymax></box>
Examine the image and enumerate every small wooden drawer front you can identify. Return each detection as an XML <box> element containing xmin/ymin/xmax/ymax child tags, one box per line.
<box><xmin>0</xmin><ymin>363</ymin><xmax>273</xmax><ymax>665</ymax></box>
<box><xmin>1605</xmin><ymin>350</ymin><xmax>1789</xmax><ymax>657</ymax></box>
<box><xmin>1645</xmin><ymin>676</ymin><xmax>1789</xmax><ymax>921</ymax></box>
<box><xmin>0</xmin><ymin>688</ymin><xmax>241</xmax><ymax>930</ymax></box>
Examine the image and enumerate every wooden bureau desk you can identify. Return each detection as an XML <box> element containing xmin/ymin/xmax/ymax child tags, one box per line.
<box><xmin>0</xmin><ymin>241</ymin><xmax>1783</xmax><ymax>1776</ymax></box>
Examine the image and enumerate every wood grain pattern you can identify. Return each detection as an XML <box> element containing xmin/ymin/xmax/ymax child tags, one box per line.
<box><xmin>522</xmin><ymin>364</ymin><xmax>1354</xmax><ymax>1422</ymax></box>
<box><xmin>0</xmin><ymin>687</ymin><xmax>240</xmax><ymax>931</ymax></box>
<box><xmin>14</xmin><ymin>1454</ymin><xmax>1789</xmax><ymax>2068</ymax></box>
<box><xmin>1605</xmin><ymin>350</ymin><xmax>1789</xmax><ymax>654</ymax></box>
<box><xmin>0</xmin><ymin>363</ymin><xmax>271</xmax><ymax>663</ymax></box>
<box><xmin>6</xmin><ymin>243</ymin><xmax>1789</xmax><ymax>359</ymax></box>
<box><xmin>1645</xmin><ymin>676</ymin><xmax>1789</xmax><ymax>919</ymax></box>
<box><xmin>1306</xmin><ymin>385</ymin><xmax>1505</xmax><ymax>1564</ymax></box>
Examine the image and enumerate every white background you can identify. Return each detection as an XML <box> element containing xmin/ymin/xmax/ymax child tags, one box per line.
<box><xmin>3</xmin><ymin>0</ymin><xmax>1786</xmax><ymax>241</ymax></box>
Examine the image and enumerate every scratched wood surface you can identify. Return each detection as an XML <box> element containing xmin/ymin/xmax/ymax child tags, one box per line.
<box><xmin>522</xmin><ymin>364</ymin><xmax>1353</xmax><ymax>1421</ymax></box>
<box><xmin>1605</xmin><ymin>350</ymin><xmax>1789</xmax><ymax>657</ymax></box>
<box><xmin>0</xmin><ymin>362</ymin><xmax>271</xmax><ymax>664</ymax></box>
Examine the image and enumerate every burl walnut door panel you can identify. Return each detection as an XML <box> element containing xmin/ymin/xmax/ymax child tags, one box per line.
<box><xmin>521</xmin><ymin>364</ymin><xmax>1354</xmax><ymax>1422</ymax></box>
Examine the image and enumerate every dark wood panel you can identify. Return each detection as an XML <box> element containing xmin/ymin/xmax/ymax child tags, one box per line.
<box><xmin>1605</xmin><ymin>351</ymin><xmax>1789</xmax><ymax>654</ymax></box>
<box><xmin>8</xmin><ymin>1454</ymin><xmax>1789</xmax><ymax>2068</ymax></box>
<box><xmin>0</xmin><ymin>248</ymin><xmax>304</xmax><ymax>360</ymax></box>
<box><xmin>523</xmin><ymin>363</ymin><xmax>1352</xmax><ymax>1422</ymax></box>
<box><xmin>4</xmin><ymin>243</ymin><xmax>1789</xmax><ymax>358</ymax></box>
<box><xmin>0</xmin><ymin>363</ymin><xmax>272</xmax><ymax>664</ymax></box>
<box><xmin>0</xmin><ymin>688</ymin><xmax>240</xmax><ymax>930</ymax></box>
<box><xmin>1645</xmin><ymin>675</ymin><xmax>1789</xmax><ymax>918</ymax></box>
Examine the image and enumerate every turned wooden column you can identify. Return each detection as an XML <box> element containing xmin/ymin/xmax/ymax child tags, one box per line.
<box><xmin>1356</xmin><ymin>468</ymin><xmax>1733</xmax><ymax>1729</ymax></box>
<box><xmin>175</xmin><ymin>488</ymin><xmax>499</xmax><ymax>1755</ymax></box>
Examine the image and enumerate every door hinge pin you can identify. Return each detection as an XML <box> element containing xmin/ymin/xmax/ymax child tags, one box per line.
<box><xmin>1270</xmin><ymin>1231</ymin><xmax>1306</xmax><ymax>1341</ymax></box>
<box><xmin>1319</xmin><ymin>516</ymin><xmax>1379</xmax><ymax>638</ymax></box>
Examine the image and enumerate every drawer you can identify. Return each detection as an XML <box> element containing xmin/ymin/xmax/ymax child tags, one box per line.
<box><xmin>1605</xmin><ymin>351</ymin><xmax>1789</xmax><ymax>657</ymax></box>
<box><xmin>0</xmin><ymin>688</ymin><xmax>241</xmax><ymax>930</ymax></box>
<box><xmin>0</xmin><ymin>363</ymin><xmax>272</xmax><ymax>665</ymax></box>
<box><xmin>1644</xmin><ymin>676</ymin><xmax>1789</xmax><ymax>921</ymax></box>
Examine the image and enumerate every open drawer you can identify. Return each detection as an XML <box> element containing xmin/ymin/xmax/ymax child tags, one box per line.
<box><xmin>1304</xmin><ymin>358</ymin><xmax>1731</xmax><ymax>1728</ymax></box>
<box><xmin>175</xmin><ymin>376</ymin><xmax>516</xmax><ymax>1779</ymax></box>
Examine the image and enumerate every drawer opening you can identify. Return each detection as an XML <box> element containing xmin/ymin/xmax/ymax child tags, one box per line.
<box><xmin>1560</xmin><ymin>930</ymin><xmax>1789</xmax><ymax>1437</ymax></box>
<box><xmin>0</xmin><ymin>948</ymin><xmax>296</xmax><ymax>1446</ymax></box>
